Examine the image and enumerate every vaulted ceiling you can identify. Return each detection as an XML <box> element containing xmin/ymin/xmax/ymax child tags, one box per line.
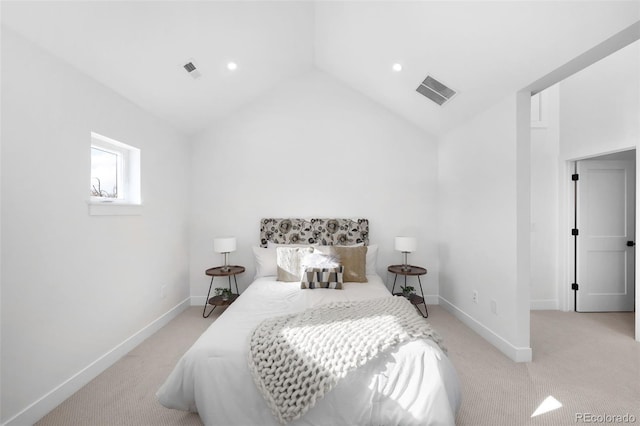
<box><xmin>2</xmin><ymin>1</ymin><xmax>639</xmax><ymax>137</ymax></box>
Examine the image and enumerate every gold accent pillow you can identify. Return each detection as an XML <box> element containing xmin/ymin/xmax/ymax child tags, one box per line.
<box><xmin>317</xmin><ymin>246</ymin><xmax>367</xmax><ymax>283</ymax></box>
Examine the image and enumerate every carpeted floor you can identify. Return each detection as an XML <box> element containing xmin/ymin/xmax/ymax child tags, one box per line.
<box><xmin>430</xmin><ymin>309</ymin><xmax>639</xmax><ymax>425</ymax></box>
<box><xmin>36</xmin><ymin>307</ymin><xmax>214</xmax><ymax>426</ymax></box>
<box><xmin>36</xmin><ymin>305</ymin><xmax>639</xmax><ymax>426</ymax></box>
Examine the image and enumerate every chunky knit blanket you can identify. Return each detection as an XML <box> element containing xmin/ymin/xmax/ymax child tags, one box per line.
<box><xmin>247</xmin><ymin>296</ymin><xmax>446</xmax><ymax>424</ymax></box>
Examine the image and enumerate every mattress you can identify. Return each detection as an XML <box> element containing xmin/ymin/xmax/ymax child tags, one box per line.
<box><xmin>157</xmin><ymin>275</ymin><xmax>461</xmax><ymax>425</ymax></box>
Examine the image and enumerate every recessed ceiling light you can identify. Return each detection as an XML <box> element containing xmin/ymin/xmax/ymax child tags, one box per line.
<box><xmin>392</xmin><ymin>63</ymin><xmax>403</xmax><ymax>72</ymax></box>
<box><xmin>227</xmin><ymin>62</ymin><xmax>238</xmax><ymax>71</ymax></box>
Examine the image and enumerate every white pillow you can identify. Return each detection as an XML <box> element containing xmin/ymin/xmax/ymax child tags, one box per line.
<box><xmin>301</xmin><ymin>251</ymin><xmax>340</xmax><ymax>269</ymax></box>
<box><xmin>252</xmin><ymin>246</ymin><xmax>277</xmax><ymax>278</ymax></box>
<box><xmin>258</xmin><ymin>243</ymin><xmax>376</xmax><ymax>276</ymax></box>
<box><xmin>277</xmin><ymin>246</ymin><xmax>315</xmax><ymax>282</ymax></box>
<box><xmin>366</xmin><ymin>244</ymin><xmax>378</xmax><ymax>275</ymax></box>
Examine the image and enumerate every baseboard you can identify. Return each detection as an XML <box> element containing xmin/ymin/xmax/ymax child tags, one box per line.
<box><xmin>2</xmin><ymin>298</ymin><xmax>191</xmax><ymax>426</ymax></box>
<box><xmin>191</xmin><ymin>295</ymin><xmax>207</xmax><ymax>306</ymax></box>
<box><xmin>439</xmin><ymin>296</ymin><xmax>532</xmax><ymax>363</ymax></box>
<box><xmin>530</xmin><ymin>299</ymin><xmax>559</xmax><ymax>310</ymax></box>
<box><xmin>424</xmin><ymin>294</ymin><xmax>439</xmax><ymax>305</ymax></box>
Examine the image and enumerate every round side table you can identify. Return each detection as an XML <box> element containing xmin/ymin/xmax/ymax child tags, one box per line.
<box><xmin>203</xmin><ymin>265</ymin><xmax>245</xmax><ymax>318</ymax></box>
<box><xmin>388</xmin><ymin>265</ymin><xmax>428</xmax><ymax>318</ymax></box>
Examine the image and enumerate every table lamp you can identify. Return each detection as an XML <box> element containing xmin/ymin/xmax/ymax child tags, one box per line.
<box><xmin>214</xmin><ymin>237</ymin><xmax>236</xmax><ymax>272</ymax></box>
<box><xmin>395</xmin><ymin>236</ymin><xmax>416</xmax><ymax>272</ymax></box>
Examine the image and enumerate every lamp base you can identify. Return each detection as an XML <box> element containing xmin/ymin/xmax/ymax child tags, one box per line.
<box><xmin>401</xmin><ymin>251</ymin><xmax>411</xmax><ymax>271</ymax></box>
<box><xmin>221</xmin><ymin>252</ymin><xmax>230</xmax><ymax>272</ymax></box>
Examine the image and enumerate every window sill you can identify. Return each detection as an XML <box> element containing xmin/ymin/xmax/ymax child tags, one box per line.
<box><xmin>88</xmin><ymin>202</ymin><xmax>143</xmax><ymax>216</ymax></box>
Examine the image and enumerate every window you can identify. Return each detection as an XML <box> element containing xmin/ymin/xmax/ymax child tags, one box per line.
<box><xmin>91</xmin><ymin>146</ymin><xmax>122</xmax><ymax>199</ymax></box>
<box><xmin>89</xmin><ymin>132</ymin><xmax>141</xmax><ymax>214</ymax></box>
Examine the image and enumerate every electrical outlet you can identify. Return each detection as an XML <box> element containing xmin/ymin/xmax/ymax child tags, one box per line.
<box><xmin>472</xmin><ymin>291</ymin><xmax>478</xmax><ymax>304</ymax></box>
<box><xmin>160</xmin><ymin>285</ymin><xmax>167</xmax><ymax>299</ymax></box>
<box><xmin>491</xmin><ymin>299</ymin><xmax>497</xmax><ymax>314</ymax></box>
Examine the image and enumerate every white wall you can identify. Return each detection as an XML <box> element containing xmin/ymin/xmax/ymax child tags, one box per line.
<box><xmin>557</xmin><ymin>41</ymin><xmax>640</xmax><ymax>340</ymax></box>
<box><xmin>438</xmin><ymin>93</ymin><xmax>532</xmax><ymax>362</ymax></box>
<box><xmin>559</xmin><ymin>41</ymin><xmax>640</xmax><ymax>161</ymax></box>
<box><xmin>530</xmin><ymin>86</ymin><xmax>561</xmax><ymax>310</ymax></box>
<box><xmin>528</xmin><ymin>41</ymin><xmax>639</xmax><ymax>314</ymax></box>
<box><xmin>189</xmin><ymin>70</ymin><xmax>438</xmax><ymax>302</ymax></box>
<box><xmin>1</xmin><ymin>29</ymin><xmax>191</xmax><ymax>424</ymax></box>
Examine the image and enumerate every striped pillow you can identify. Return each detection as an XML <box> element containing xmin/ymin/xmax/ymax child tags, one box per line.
<box><xmin>300</xmin><ymin>266</ymin><xmax>344</xmax><ymax>289</ymax></box>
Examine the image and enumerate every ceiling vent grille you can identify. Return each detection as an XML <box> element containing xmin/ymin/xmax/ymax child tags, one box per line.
<box><xmin>416</xmin><ymin>75</ymin><xmax>456</xmax><ymax>106</ymax></box>
<box><xmin>183</xmin><ymin>61</ymin><xmax>201</xmax><ymax>79</ymax></box>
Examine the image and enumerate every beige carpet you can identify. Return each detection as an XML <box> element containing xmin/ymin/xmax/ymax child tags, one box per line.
<box><xmin>36</xmin><ymin>307</ymin><xmax>215</xmax><ymax>426</ymax></box>
<box><xmin>429</xmin><ymin>309</ymin><xmax>639</xmax><ymax>425</ymax></box>
<box><xmin>37</xmin><ymin>306</ymin><xmax>639</xmax><ymax>426</ymax></box>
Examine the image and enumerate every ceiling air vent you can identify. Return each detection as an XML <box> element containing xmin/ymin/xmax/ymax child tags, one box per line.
<box><xmin>183</xmin><ymin>60</ymin><xmax>201</xmax><ymax>79</ymax></box>
<box><xmin>416</xmin><ymin>75</ymin><xmax>456</xmax><ymax>106</ymax></box>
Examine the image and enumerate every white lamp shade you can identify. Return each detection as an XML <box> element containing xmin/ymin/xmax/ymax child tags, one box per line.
<box><xmin>395</xmin><ymin>236</ymin><xmax>417</xmax><ymax>253</ymax></box>
<box><xmin>214</xmin><ymin>237</ymin><xmax>236</xmax><ymax>253</ymax></box>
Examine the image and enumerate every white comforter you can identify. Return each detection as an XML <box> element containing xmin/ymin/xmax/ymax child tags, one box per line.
<box><xmin>157</xmin><ymin>276</ymin><xmax>461</xmax><ymax>425</ymax></box>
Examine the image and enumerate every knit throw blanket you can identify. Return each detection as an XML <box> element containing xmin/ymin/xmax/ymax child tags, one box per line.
<box><xmin>247</xmin><ymin>296</ymin><xmax>446</xmax><ymax>424</ymax></box>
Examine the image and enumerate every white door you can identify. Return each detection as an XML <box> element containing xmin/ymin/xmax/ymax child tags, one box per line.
<box><xmin>577</xmin><ymin>159</ymin><xmax>635</xmax><ymax>312</ymax></box>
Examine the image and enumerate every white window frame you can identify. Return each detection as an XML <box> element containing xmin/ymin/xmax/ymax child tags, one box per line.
<box><xmin>89</xmin><ymin>132</ymin><xmax>141</xmax><ymax>215</ymax></box>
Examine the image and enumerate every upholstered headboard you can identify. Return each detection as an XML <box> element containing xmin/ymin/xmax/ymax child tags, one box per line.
<box><xmin>260</xmin><ymin>218</ymin><xmax>369</xmax><ymax>247</ymax></box>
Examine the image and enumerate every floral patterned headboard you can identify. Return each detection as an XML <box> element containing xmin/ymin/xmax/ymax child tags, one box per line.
<box><xmin>260</xmin><ymin>218</ymin><xmax>369</xmax><ymax>247</ymax></box>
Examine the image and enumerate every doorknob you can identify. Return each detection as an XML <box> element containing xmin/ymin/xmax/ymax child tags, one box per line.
<box><xmin>626</xmin><ymin>241</ymin><xmax>635</xmax><ymax>247</ymax></box>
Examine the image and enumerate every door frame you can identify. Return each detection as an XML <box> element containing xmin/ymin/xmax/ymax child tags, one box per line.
<box><xmin>562</xmin><ymin>149</ymin><xmax>638</xmax><ymax>339</ymax></box>
<box><xmin>575</xmin><ymin>156</ymin><xmax>635</xmax><ymax>312</ymax></box>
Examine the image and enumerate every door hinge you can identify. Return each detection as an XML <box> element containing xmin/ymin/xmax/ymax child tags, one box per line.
<box><xmin>571</xmin><ymin>283</ymin><xmax>579</xmax><ymax>290</ymax></box>
<box><xmin>571</xmin><ymin>174</ymin><xmax>579</xmax><ymax>181</ymax></box>
<box><xmin>571</xmin><ymin>228</ymin><xmax>579</xmax><ymax>236</ymax></box>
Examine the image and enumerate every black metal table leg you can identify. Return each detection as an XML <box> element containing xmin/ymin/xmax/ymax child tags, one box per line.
<box><xmin>414</xmin><ymin>305</ymin><xmax>428</xmax><ymax>318</ymax></box>
<box><xmin>415</xmin><ymin>275</ymin><xmax>428</xmax><ymax>318</ymax></box>
<box><xmin>226</xmin><ymin>275</ymin><xmax>239</xmax><ymax>295</ymax></box>
<box><xmin>203</xmin><ymin>276</ymin><xmax>216</xmax><ymax>318</ymax></box>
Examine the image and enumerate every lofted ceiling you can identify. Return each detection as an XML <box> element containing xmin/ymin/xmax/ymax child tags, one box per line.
<box><xmin>2</xmin><ymin>1</ymin><xmax>639</xmax><ymax>137</ymax></box>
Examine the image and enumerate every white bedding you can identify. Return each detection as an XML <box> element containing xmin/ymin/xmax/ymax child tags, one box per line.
<box><xmin>157</xmin><ymin>275</ymin><xmax>461</xmax><ymax>425</ymax></box>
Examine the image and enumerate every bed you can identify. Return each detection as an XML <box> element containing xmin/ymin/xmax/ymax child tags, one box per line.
<box><xmin>157</xmin><ymin>218</ymin><xmax>461</xmax><ymax>425</ymax></box>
